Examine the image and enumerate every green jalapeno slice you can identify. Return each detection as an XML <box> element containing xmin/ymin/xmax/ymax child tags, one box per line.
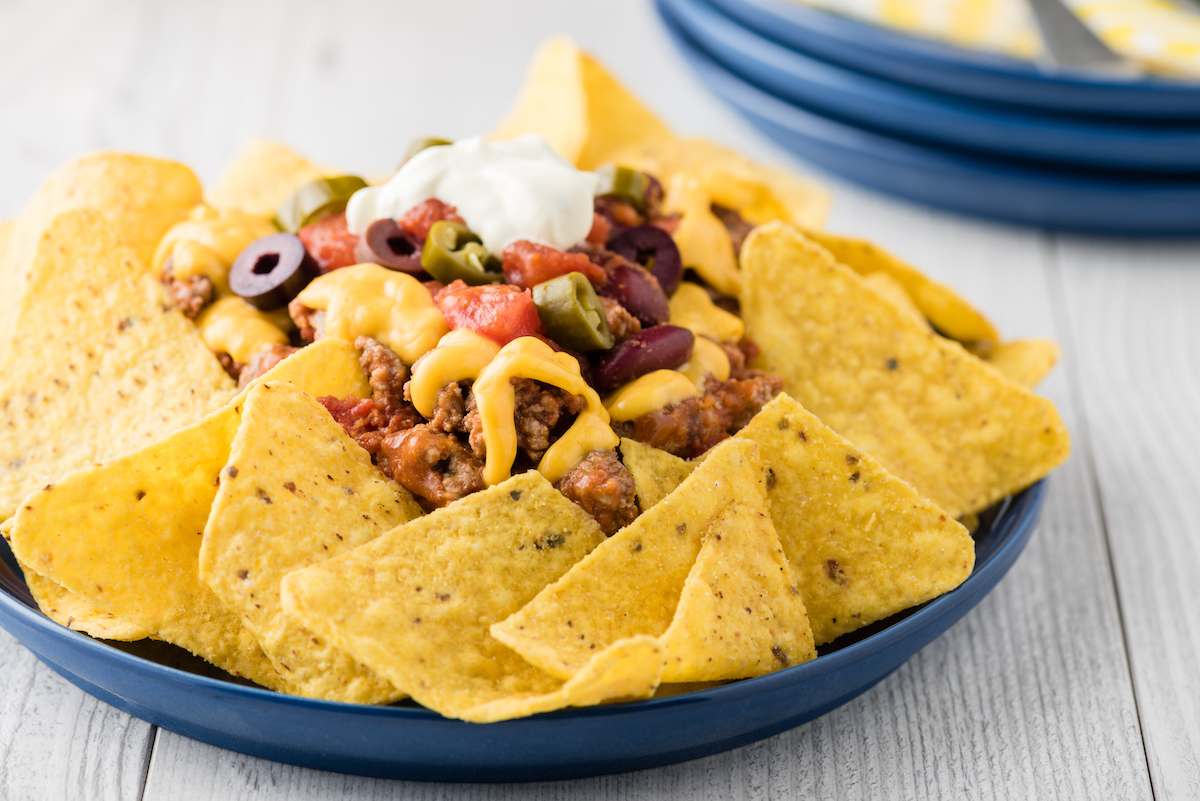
<box><xmin>274</xmin><ymin>175</ymin><xmax>369</xmax><ymax>233</ymax></box>
<box><xmin>420</xmin><ymin>221</ymin><xmax>503</xmax><ymax>285</ymax></box>
<box><xmin>594</xmin><ymin>164</ymin><xmax>649</xmax><ymax>213</ymax></box>
<box><xmin>532</xmin><ymin>272</ymin><xmax>614</xmax><ymax>352</ymax></box>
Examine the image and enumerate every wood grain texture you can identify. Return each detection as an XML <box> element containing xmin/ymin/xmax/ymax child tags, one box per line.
<box><xmin>1056</xmin><ymin>237</ymin><xmax>1200</xmax><ymax>801</ymax></box>
<box><xmin>0</xmin><ymin>629</ymin><xmax>154</xmax><ymax>801</ymax></box>
<box><xmin>0</xmin><ymin>0</ymin><xmax>1174</xmax><ymax>798</ymax></box>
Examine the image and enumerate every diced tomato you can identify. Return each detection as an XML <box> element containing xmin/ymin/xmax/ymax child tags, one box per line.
<box><xmin>501</xmin><ymin>240</ymin><xmax>606</xmax><ymax>290</ymax></box>
<box><xmin>398</xmin><ymin>198</ymin><xmax>464</xmax><ymax>240</ymax></box>
<box><xmin>298</xmin><ymin>212</ymin><xmax>359</xmax><ymax>274</ymax></box>
<box><xmin>586</xmin><ymin>213</ymin><xmax>612</xmax><ymax>245</ymax></box>
<box><xmin>435</xmin><ymin>280</ymin><xmax>545</xmax><ymax>345</ymax></box>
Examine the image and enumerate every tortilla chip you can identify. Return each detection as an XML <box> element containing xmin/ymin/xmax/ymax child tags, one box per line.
<box><xmin>491</xmin><ymin>37</ymin><xmax>674</xmax><ymax>170</ymax></box>
<box><xmin>0</xmin><ymin>209</ymin><xmax>237</xmax><ymax>520</ymax></box>
<box><xmin>862</xmin><ymin>271</ymin><xmax>927</xmax><ymax>327</ymax></box>
<box><xmin>741</xmin><ymin>222</ymin><xmax>1070</xmax><ymax>518</ymax></box>
<box><xmin>799</xmin><ymin>229</ymin><xmax>999</xmax><ymax>349</ymax></box>
<box><xmin>620</xmin><ymin>437</ymin><xmax>697</xmax><ymax>512</ymax></box>
<box><xmin>5</xmin><ymin>152</ymin><xmax>202</xmax><ymax>282</ymax></box>
<box><xmin>200</xmin><ymin>382</ymin><xmax>419</xmax><ymax>703</ymax></box>
<box><xmin>659</xmin><ymin>491</ymin><xmax>815</xmax><ymax>681</ymax></box>
<box><xmin>208</xmin><ymin>140</ymin><xmax>335</xmax><ymax>218</ymax></box>
<box><xmin>461</xmin><ymin>636</ymin><xmax>664</xmax><ymax>723</ymax></box>
<box><xmin>736</xmin><ymin>394</ymin><xmax>975</xmax><ymax>644</ymax></box>
<box><xmin>987</xmin><ymin>339</ymin><xmax>1059</xmax><ymax>387</ymax></box>
<box><xmin>22</xmin><ymin>566</ymin><xmax>150</xmax><ymax>642</ymax></box>
<box><xmin>281</xmin><ymin>472</ymin><xmax>648</xmax><ymax>721</ymax></box>
<box><xmin>8</xmin><ymin>339</ymin><xmax>368</xmax><ymax>686</ymax></box>
<box><xmin>614</xmin><ymin>137</ymin><xmax>829</xmax><ymax>231</ymax></box>
<box><xmin>490</xmin><ymin>439</ymin><xmax>763</xmax><ymax>680</ymax></box>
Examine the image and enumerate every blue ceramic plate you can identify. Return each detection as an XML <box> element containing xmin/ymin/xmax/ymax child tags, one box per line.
<box><xmin>707</xmin><ymin>0</ymin><xmax>1200</xmax><ymax>119</ymax></box>
<box><xmin>659</xmin><ymin>8</ymin><xmax>1200</xmax><ymax>235</ymax></box>
<box><xmin>664</xmin><ymin>0</ymin><xmax>1200</xmax><ymax>174</ymax></box>
<box><xmin>0</xmin><ymin>482</ymin><xmax>1045</xmax><ymax>782</ymax></box>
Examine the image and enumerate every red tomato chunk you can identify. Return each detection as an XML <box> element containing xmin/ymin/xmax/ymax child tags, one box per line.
<box><xmin>586</xmin><ymin>213</ymin><xmax>612</xmax><ymax>245</ymax></box>
<box><xmin>435</xmin><ymin>280</ymin><xmax>546</xmax><ymax>345</ymax></box>
<box><xmin>502</xmin><ymin>240</ymin><xmax>606</xmax><ymax>290</ymax></box>
<box><xmin>298</xmin><ymin>212</ymin><xmax>359</xmax><ymax>274</ymax></box>
<box><xmin>399</xmin><ymin>198</ymin><xmax>464</xmax><ymax>240</ymax></box>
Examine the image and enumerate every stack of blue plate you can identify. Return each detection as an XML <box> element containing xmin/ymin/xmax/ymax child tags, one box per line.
<box><xmin>656</xmin><ymin>0</ymin><xmax>1200</xmax><ymax>234</ymax></box>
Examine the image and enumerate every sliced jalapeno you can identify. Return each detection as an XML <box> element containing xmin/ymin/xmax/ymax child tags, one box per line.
<box><xmin>532</xmin><ymin>272</ymin><xmax>614</xmax><ymax>352</ymax></box>
<box><xmin>274</xmin><ymin>175</ymin><xmax>369</xmax><ymax>233</ymax></box>
<box><xmin>420</xmin><ymin>221</ymin><xmax>503</xmax><ymax>285</ymax></box>
<box><xmin>404</xmin><ymin>137</ymin><xmax>453</xmax><ymax>163</ymax></box>
<box><xmin>594</xmin><ymin>164</ymin><xmax>649</xmax><ymax>213</ymax></box>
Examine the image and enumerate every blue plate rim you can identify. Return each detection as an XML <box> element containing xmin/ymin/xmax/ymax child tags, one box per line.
<box><xmin>663</xmin><ymin>0</ymin><xmax>1200</xmax><ymax>173</ymax></box>
<box><xmin>708</xmin><ymin>0</ymin><xmax>1200</xmax><ymax>92</ymax></box>
<box><xmin>0</xmin><ymin>480</ymin><xmax>1045</xmax><ymax>724</ymax></box>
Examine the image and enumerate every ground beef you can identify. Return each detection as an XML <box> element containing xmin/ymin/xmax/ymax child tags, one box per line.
<box><xmin>555</xmin><ymin>450</ymin><xmax>638</xmax><ymax>536</ymax></box>
<box><xmin>460</xmin><ymin>378</ymin><xmax>585</xmax><ymax>462</ymax></box>
<box><xmin>162</xmin><ymin>270</ymin><xmax>214</xmax><ymax>319</ymax></box>
<box><xmin>710</xmin><ymin>203</ymin><xmax>755</xmax><ymax>258</ymax></box>
<box><xmin>716</xmin><ymin>338</ymin><xmax>763</xmax><ymax>379</ymax></box>
<box><xmin>356</xmin><ymin>336</ymin><xmax>408</xmax><ymax>407</ymax></box>
<box><xmin>428</xmin><ymin>381</ymin><xmax>467</xmax><ymax>433</ymax></box>
<box><xmin>599</xmin><ymin>296</ymin><xmax>641</xmax><ymax>342</ymax></box>
<box><xmin>319</xmin><ymin>395</ymin><xmax>421</xmax><ymax>456</ymax></box>
<box><xmin>237</xmin><ymin>344</ymin><xmax>298</xmax><ymax>388</ymax></box>
<box><xmin>288</xmin><ymin>298</ymin><xmax>324</xmax><ymax>343</ymax></box>
<box><xmin>216</xmin><ymin>351</ymin><xmax>241</xmax><ymax>381</ymax></box>
<box><xmin>377</xmin><ymin>425</ymin><xmax>485</xmax><ymax>509</ymax></box>
<box><xmin>613</xmin><ymin>372</ymin><xmax>784</xmax><ymax>458</ymax></box>
<box><xmin>512</xmin><ymin>378</ymin><xmax>586</xmax><ymax>462</ymax></box>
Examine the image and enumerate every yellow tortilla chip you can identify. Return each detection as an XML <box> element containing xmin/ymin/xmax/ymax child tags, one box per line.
<box><xmin>987</xmin><ymin>339</ymin><xmax>1059</xmax><ymax>387</ymax></box>
<box><xmin>281</xmin><ymin>472</ymin><xmax>654</xmax><ymax>722</ymax></box>
<box><xmin>490</xmin><ymin>439</ymin><xmax>763</xmax><ymax>680</ymax></box>
<box><xmin>615</xmin><ymin>137</ymin><xmax>830</xmax><ymax>231</ymax></box>
<box><xmin>620</xmin><ymin>437</ymin><xmax>696</xmax><ymax>512</ymax></box>
<box><xmin>462</xmin><ymin>636</ymin><xmax>664</xmax><ymax>723</ymax></box>
<box><xmin>659</xmin><ymin>490</ymin><xmax>815</xmax><ymax>682</ymax></box>
<box><xmin>491</xmin><ymin>37</ymin><xmax>674</xmax><ymax>170</ymax></box>
<box><xmin>862</xmin><ymin>271</ymin><xmax>927</xmax><ymax>327</ymax></box>
<box><xmin>200</xmin><ymin>382</ymin><xmax>420</xmax><ymax>703</ymax></box>
<box><xmin>741</xmin><ymin>222</ymin><xmax>1070</xmax><ymax>518</ymax></box>
<box><xmin>22</xmin><ymin>566</ymin><xmax>150</xmax><ymax>642</ymax></box>
<box><xmin>800</xmin><ymin>229</ymin><xmax>999</xmax><ymax>349</ymax></box>
<box><xmin>208</xmin><ymin>140</ymin><xmax>335</xmax><ymax>218</ymax></box>
<box><xmin>0</xmin><ymin>209</ymin><xmax>237</xmax><ymax>520</ymax></box>
<box><xmin>5</xmin><ymin>152</ymin><xmax>202</xmax><ymax>283</ymax></box>
<box><xmin>736</xmin><ymin>394</ymin><xmax>975</xmax><ymax>644</ymax></box>
<box><xmin>8</xmin><ymin>338</ymin><xmax>368</xmax><ymax>686</ymax></box>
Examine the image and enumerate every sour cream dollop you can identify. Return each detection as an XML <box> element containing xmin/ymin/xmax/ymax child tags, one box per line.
<box><xmin>346</xmin><ymin>135</ymin><xmax>598</xmax><ymax>254</ymax></box>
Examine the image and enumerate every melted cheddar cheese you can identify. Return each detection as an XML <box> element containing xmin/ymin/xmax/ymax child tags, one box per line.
<box><xmin>408</xmin><ymin>329</ymin><xmax>501</xmax><ymax>418</ymax></box>
<box><xmin>295</xmin><ymin>263</ymin><xmax>449</xmax><ymax>364</ymax></box>
<box><xmin>472</xmin><ymin>337</ymin><xmax>617</xmax><ymax>485</ymax></box>
<box><xmin>153</xmin><ymin>205</ymin><xmax>278</xmax><ymax>297</ymax></box>
<box><xmin>665</xmin><ymin>175</ymin><xmax>741</xmax><ymax>297</ymax></box>
<box><xmin>195</xmin><ymin>297</ymin><xmax>291</xmax><ymax>364</ymax></box>
<box><xmin>678</xmin><ymin>337</ymin><xmax>731</xmax><ymax>391</ymax></box>
<box><xmin>669</xmin><ymin>282</ymin><xmax>744</xmax><ymax>343</ymax></box>
<box><xmin>604</xmin><ymin>370</ymin><xmax>700</xmax><ymax>422</ymax></box>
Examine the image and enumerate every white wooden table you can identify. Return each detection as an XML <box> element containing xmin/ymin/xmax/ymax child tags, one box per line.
<box><xmin>0</xmin><ymin>1</ymin><xmax>1196</xmax><ymax>798</ymax></box>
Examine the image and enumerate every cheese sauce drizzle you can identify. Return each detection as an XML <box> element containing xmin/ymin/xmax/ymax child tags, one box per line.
<box><xmin>154</xmin><ymin>205</ymin><xmax>278</xmax><ymax>298</ymax></box>
<box><xmin>295</xmin><ymin>264</ymin><xmax>449</xmax><ymax>364</ymax></box>
<box><xmin>468</xmin><ymin>337</ymin><xmax>617</xmax><ymax>486</ymax></box>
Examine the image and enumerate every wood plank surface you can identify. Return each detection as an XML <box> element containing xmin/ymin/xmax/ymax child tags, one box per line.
<box><xmin>1056</xmin><ymin>238</ymin><xmax>1200</xmax><ymax>801</ymax></box>
<box><xmin>0</xmin><ymin>629</ymin><xmax>154</xmax><ymax>801</ymax></box>
<box><xmin>0</xmin><ymin>0</ymin><xmax>1182</xmax><ymax>798</ymax></box>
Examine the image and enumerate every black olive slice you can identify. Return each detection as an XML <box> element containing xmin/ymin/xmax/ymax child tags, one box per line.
<box><xmin>229</xmin><ymin>233</ymin><xmax>318</xmax><ymax>311</ymax></box>
<box><xmin>354</xmin><ymin>218</ymin><xmax>425</xmax><ymax>273</ymax></box>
